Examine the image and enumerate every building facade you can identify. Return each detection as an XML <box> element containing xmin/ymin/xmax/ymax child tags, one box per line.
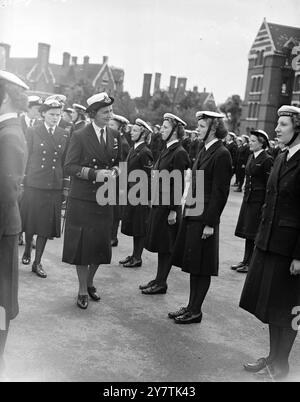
<box><xmin>240</xmin><ymin>19</ymin><xmax>300</xmax><ymax>137</ymax></box>
<box><xmin>0</xmin><ymin>42</ymin><xmax>124</xmax><ymax>98</ymax></box>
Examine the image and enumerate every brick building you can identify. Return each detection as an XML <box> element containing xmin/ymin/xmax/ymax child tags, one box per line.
<box><xmin>0</xmin><ymin>42</ymin><xmax>124</xmax><ymax>97</ymax></box>
<box><xmin>240</xmin><ymin>19</ymin><xmax>300</xmax><ymax>137</ymax></box>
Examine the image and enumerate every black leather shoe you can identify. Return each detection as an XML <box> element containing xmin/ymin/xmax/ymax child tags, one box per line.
<box><xmin>123</xmin><ymin>258</ymin><xmax>142</xmax><ymax>268</ymax></box>
<box><xmin>141</xmin><ymin>284</ymin><xmax>167</xmax><ymax>295</ymax></box>
<box><xmin>237</xmin><ymin>265</ymin><xmax>249</xmax><ymax>273</ymax></box>
<box><xmin>254</xmin><ymin>363</ymin><xmax>289</xmax><ymax>381</ymax></box>
<box><xmin>18</xmin><ymin>234</ymin><xmax>24</xmax><ymax>246</ymax></box>
<box><xmin>139</xmin><ymin>280</ymin><xmax>157</xmax><ymax>290</ymax></box>
<box><xmin>119</xmin><ymin>256</ymin><xmax>133</xmax><ymax>265</ymax></box>
<box><xmin>231</xmin><ymin>262</ymin><xmax>245</xmax><ymax>270</ymax></box>
<box><xmin>32</xmin><ymin>263</ymin><xmax>47</xmax><ymax>278</ymax></box>
<box><xmin>111</xmin><ymin>239</ymin><xmax>118</xmax><ymax>247</ymax></box>
<box><xmin>168</xmin><ymin>307</ymin><xmax>188</xmax><ymax>319</ymax></box>
<box><xmin>243</xmin><ymin>358</ymin><xmax>268</xmax><ymax>373</ymax></box>
<box><xmin>22</xmin><ymin>254</ymin><xmax>31</xmax><ymax>265</ymax></box>
<box><xmin>87</xmin><ymin>286</ymin><xmax>101</xmax><ymax>301</ymax></box>
<box><xmin>174</xmin><ymin>311</ymin><xmax>203</xmax><ymax>324</ymax></box>
<box><xmin>77</xmin><ymin>295</ymin><xmax>89</xmax><ymax>309</ymax></box>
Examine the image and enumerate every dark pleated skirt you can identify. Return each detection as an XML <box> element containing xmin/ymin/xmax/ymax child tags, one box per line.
<box><xmin>145</xmin><ymin>206</ymin><xmax>180</xmax><ymax>253</ymax></box>
<box><xmin>0</xmin><ymin>235</ymin><xmax>19</xmax><ymax>321</ymax></box>
<box><xmin>121</xmin><ymin>204</ymin><xmax>150</xmax><ymax>237</ymax></box>
<box><xmin>240</xmin><ymin>248</ymin><xmax>300</xmax><ymax>327</ymax></box>
<box><xmin>172</xmin><ymin>218</ymin><xmax>220</xmax><ymax>276</ymax></box>
<box><xmin>62</xmin><ymin>198</ymin><xmax>113</xmax><ymax>266</ymax></box>
<box><xmin>21</xmin><ymin>187</ymin><xmax>62</xmax><ymax>238</ymax></box>
<box><xmin>235</xmin><ymin>200</ymin><xmax>263</xmax><ymax>240</ymax></box>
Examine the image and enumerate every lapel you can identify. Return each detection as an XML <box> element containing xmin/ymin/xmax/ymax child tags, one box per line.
<box><xmin>279</xmin><ymin>149</ymin><xmax>300</xmax><ymax>180</ymax></box>
<box><xmin>271</xmin><ymin>152</ymin><xmax>286</xmax><ymax>190</ymax></box>
<box><xmin>197</xmin><ymin>140</ymin><xmax>223</xmax><ymax>168</ymax></box>
<box><xmin>39</xmin><ymin>124</ymin><xmax>59</xmax><ymax>151</ymax></box>
<box><xmin>157</xmin><ymin>142</ymin><xmax>180</xmax><ymax>167</ymax></box>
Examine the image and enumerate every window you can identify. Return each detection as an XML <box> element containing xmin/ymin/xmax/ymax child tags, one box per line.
<box><xmin>248</xmin><ymin>103</ymin><xmax>253</xmax><ymax>118</ymax></box>
<box><xmin>294</xmin><ymin>75</ymin><xmax>300</xmax><ymax>92</ymax></box>
<box><xmin>248</xmin><ymin>102</ymin><xmax>259</xmax><ymax>119</ymax></box>
<box><xmin>258</xmin><ymin>50</ymin><xmax>264</xmax><ymax>66</ymax></box>
<box><xmin>251</xmin><ymin>77</ymin><xmax>257</xmax><ymax>92</ymax></box>
<box><xmin>250</xmin><ymin>75</ymin><xmax>263</xmax><ymax>93</ymax></box>
<box><xmin>253</xmin><ymin>103</ymin><xmax>258</xmax><ymax>118</ymax></box>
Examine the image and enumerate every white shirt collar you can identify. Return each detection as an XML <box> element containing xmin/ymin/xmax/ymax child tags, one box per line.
<box><xmin>0</xmin><ymin>113</ymin><xmax>18</xmax><ymax>123</ymax></box>
<box><xmin>134</xmin><ymin>140</ymin><xmax>144</xmax><ymax>149</ymax></box>
<box><xmin>92</xmin><ymin>122</ymin><xmax>106</xmax><ymax>142</ymax></box>
<box><xmin>287</xmin><ymin>143</ymin><xmax>300</xmax><ymax>160</ymax></box>
<box><xmin>166</xmin><ymin>139</ymin><xmax>179</xmax><ymax>149</ymax></box>
<box><xmin>25</xmin><ymin>114</ymin><xmax>32</xmax><ymax>127</ymax></box>
<box><xmin>254</xmin><ymin>149</ymin><xmax>264</xmax><ymax>159</ymax></box>
<box><xmin>205</xmin><ymin>138</ymin><xmax>219</xmax><ymax>150</ymax></box>
<box><xmin>44</xmin><ymin>122</ymin><xmax>56</xmax><ymax>132</ymax></box>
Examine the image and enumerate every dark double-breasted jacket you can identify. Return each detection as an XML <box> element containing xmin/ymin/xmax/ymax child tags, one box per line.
<box><xmin>235</xmin><ymin>150</ymin><xmax>273</xmax><ymax>240</ymax></box>
<box><xmin>255</xmin><ymin>150</ymin><xmax>300</xmax><ymax>260</ymax></box>
<box><xmin>64</xmin><ymin>124</ymin><xmax>121</xmax><ymax>203</ymax></box>
<box><xmin>152</xmin><ymin>142</ymin><xmax>191</xmax><ymax>211</ymax></box>
<box><xmin>0</xmin><ymin>118</ymin><xmax>27</xmax><ymax>238</ymax></box>
<box><xmin>226</xmin><ymin>141</ymin><xmax>238</xmax><ymax>171</ymax></box>
<box><xmin>24</xmin><ymin>124</ymin><xmax>69</xmax><ymax>191</ymax></box>
<box><xmin>186</xmin><ymin>140</ymin><xmax>232</xmax><ymax>226</ymax></box>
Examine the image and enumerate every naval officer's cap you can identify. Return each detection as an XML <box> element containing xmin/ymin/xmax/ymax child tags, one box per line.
<box><xmin>278</xmin><ymin>105</ymin><xmax>300</xmax><ymax>117</ymax></box>
<box><xmin>135</xmin><ymin>118</ymin><xmax>153</xmax><ymax>133</ymax></box>
<box><xmin>112</xmin><ymin>114</ymin><xmax>129</xmax><ymax>125</ymax></box>
<box><xmin>86</xmin><ymin>92</ymin><xmax>114</xmax><ymax>113</ymax></box>
<box><xmin>196</xmin><ymin>111</ymin><xmax>224</xmax><ymax>120</ymax></box>
<box><xmin>0</xmin><ymin>70</ymin><xmax>29</xmax><ymax>89</ymax></box>
<box><xmin>45</xmin><ymin>94</ymin><xmax>67</xmax><ymax>105</ymax></box>
<box><xmin>73</xmin><ymin>103</ymin><xmax>86</xmax><ymax>113</ymax></box>
<box><xmin>28</xmin><ymin>95</ymin><xmax>43</xmax><ymax>107</ymax></box>
<box><xmin>250</xmin><ymin>129</ymin><xmax>270</xmax><ymax>147</ymax></box>
<box><xmin>163</xmin><ymin>113</ymin><xmax>187</xmax><ymax>127</ymax></box>
<box><xmin>40</xmin><ymin>98</ymin><xmax>63</xmax><ymax>112</ymax></box>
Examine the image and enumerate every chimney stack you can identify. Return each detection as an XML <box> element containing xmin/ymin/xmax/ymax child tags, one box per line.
<box><xmin>142</xmin><ymin>73</ymin><xmax>152</xmax><ymax>104</ymax></box>
<box><xmin>0</xmin><ymin>43</ymin><xmax>10</xmax><ymax>69</ymax></box>
<box><xmin>193</xmin><ymin>86</ymin><xmax>198</xmax><ymax>93</ymax></box>
<box><xmin>103</xmin><ymin>56</ymin><xmax>108</xmax><ymax>64</ymax></box>
<box><xmin>37</xmin><ymin>43</ymin><xmax>50</xmax><ymax>67</ymax></box>
<box><xmin>169</xmin><ymin>76</ymin><xmax>176</xmax><ymax>94</ymax></box>
<box><xmin>72</xmin><ymin>56</ymin><xmax>78</xmax><ymax>65</ymax></box>
<box><xmin>177</xmin><ymin>77</ymin><xmax>187</xmax><ymax>91</ymax></box>
<box><xmin>154</xmin><ymin>72</ymin><xmax>162</xmax><ymax>92</ymax></box>
<box><xmin>83</xmin><ymin>56</ymin><xmax>90</xmax><ymax>66</ymax></box>
<box><xmin>62</xmin><ymin>52</ymin><xmax>71</xmax><ymax>67</ymax></box>
<box><xmin>203</xmin><ymin>87</ymin><xmax>206</xmax><ymax>93</ymax></box>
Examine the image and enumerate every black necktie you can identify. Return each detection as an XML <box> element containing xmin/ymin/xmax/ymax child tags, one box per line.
<box><xmin>100</xmin><ymin>128</ymin><xmax>105</xmax><ymax>147</ymax></box>
<box><xmin>49</xmin><ymin>128</ymin><xmax>53</xmax><ymax>136</ymax></box>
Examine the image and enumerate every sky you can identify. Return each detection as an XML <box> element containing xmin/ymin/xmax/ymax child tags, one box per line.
<box><xmin>0</xmin><ymin>0</ymin><xmax>300</xmax><ymax>104</ymax></box>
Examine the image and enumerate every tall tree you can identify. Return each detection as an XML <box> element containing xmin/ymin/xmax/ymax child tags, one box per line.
<box><xmin>219</xmin><ymin>95</ymin><xmax>243</xmax><ymax>134</ymax></box>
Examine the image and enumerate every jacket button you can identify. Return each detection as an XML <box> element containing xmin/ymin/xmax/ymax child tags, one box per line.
<box><xmin>52</xmin><ymin>166</ymin><xmax>55</xmax><ymax>170</ymax></box>
<box><xmin>43</xmin><ymin>151</ymin><xmax>46</xmax><ymax>154</ymax></box>
<box><xmin>41</xmin><ymin>165</ymin><xmax>44</xmax><ymax>168</ymax></box>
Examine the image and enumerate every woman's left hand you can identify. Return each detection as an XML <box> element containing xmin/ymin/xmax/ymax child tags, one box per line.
<box><xmin>290</xmin><ymin>260</ymin><xmax>300</xmax><ymax>276</ymax></box>
<box><xmin>201</xmin><ymin>226</ymin><xmax>214</xmax><ymax>240</ymax></box>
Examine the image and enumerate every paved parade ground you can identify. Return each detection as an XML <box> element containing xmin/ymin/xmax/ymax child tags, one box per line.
<box><xmin>3</xmin><ymin>189</ymin><xmax>300</xmax><ymax>382</ymax></box>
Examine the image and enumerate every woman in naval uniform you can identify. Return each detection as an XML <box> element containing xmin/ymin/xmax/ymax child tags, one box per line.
<box><xmin>140</xmin><ymin>113</ymin><xmax>190</xmax><ymax>295</ymax></box>
<box><xmin>71</xmin><ymin>103</ymin><xmax>87</xmax><ymax>133</ymax></box>
<box><xmin>21</xmin><ymin>99</ymin><xmax>69</xmax><ymax>279</ymax></box>
<box><xmin>119</xmin><ymin>118</ymin><xmax>154</xmax><ymax>268</ymax></box>
<box><xmin>62</xmin><ymin>92</ymin><xmax>121</xmax><ymax>309</ymax></box>
<box><xmin>240</xmin><ymin>106</ymin><xmax>300</xmax><ymax>381</ymax></box>
<box><xmin>232</xmin><ymin>130</ymin><xmax>273</xmax><ymax>273</ymax></box>
<box><xmin>108</xmin><ymin>114</ymin><xmax>130</xmax><ymax>247</ymax></box>
<box><xmin>170</xmin><ymin>111</ymin><xmax>232</xmax><ymax>324</ymax></box>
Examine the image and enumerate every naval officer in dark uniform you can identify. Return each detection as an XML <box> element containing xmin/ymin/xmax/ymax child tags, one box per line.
<box><xmin>62</xmin><ymin>92</ymin><xmax>121</xmax><ymax>309</ymax></box>
<box><xmin>0</xmin><ymin>71</ymin><xmax>28</xmax><ymax>374</ymax></box>
<box><xmin>120</xmin><ymin>118</ymin><xmax>154</xmax><ymax>268</ymax></box>
<box><xmin>141</xmin><ymin>113</ymin><xmax>190</xmax><ymax>295</ymax></box>
<box><xmin>232</xmin><ymin>130</ymin><xmax>273</xmax><ymax>273</ymax></box>
<box><xmin>20</xmin><ymin>95</ymin><xmax>42</xmax><ymax>139</ymax></box>
<box><xmin>71</xmin><ymin>103</ymin><xmax>87</xmax><ymax>133</ymax></box>
<box><xmin>21</xmin><ymin>99</ymin><xmax>69</xmax><ymax>278</ymax></box>
<box><xmin>240</xmin><ymin>106</ymin><xmax>300</xmax><ymax>381</ymax></box>
<box><xmin>170</xmin><ymin>111</ymin><xmax>232</xmax><ymax>324</ymax></box>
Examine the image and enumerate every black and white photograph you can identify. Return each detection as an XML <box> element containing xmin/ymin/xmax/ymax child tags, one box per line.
<box><xmin>0</xmin><ymin>0</ymin><xmax>300</xmax><ymax>386</ymax></box>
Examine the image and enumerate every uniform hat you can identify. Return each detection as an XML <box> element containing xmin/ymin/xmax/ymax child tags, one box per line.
<box><xmin>250</xmin><ymin>129</ymin><xmax>269</xmax><ymax>147</ymax></box>
<box><xmin>111</xmin><ymin>114</ymin><xmax>129</xmax><ymax>125</ymax></box>
<box><xmin>135</xmin><ymin>118</ymin><xmax>153</xmax><ymax>133</ymax></box>
<box><xmin>163</xmin><ymin>113</ymin><xmax>187</xmax><ymax>127</ymax></box>
<box><xmin>40</xmin><ymin>98</ymin><xmax>62</xmax><ymax>112</ymax></box>
<box><xmin>45</xmin><ymin>94</ymin><xmax>67</xmax><ymax>105</ymax></box>
<box><xmin>228</xmin><ymin>131</ymin><xmax>237</xmax><ymax>139</ymax></box>
<box><xmin>86</xmin><ymin>92</ymin><xmax>114</xmax><ymax>113</ymax></box>
<box><xmin>72</xmin><ymin>103</ymin><xmax>86</xmax><ymax>112</ymax></box>
<box><xmin>64</xmin><ymin>107</ymin><xmax>74</xmax><ymax>114</ymax></box>
<box><xmin>0</xmin><ymin>70</ymin><xmax>29</xmax><ymax>90</ymax></box>
<box><xmin>278</xmin><ymin>105</ymin><xmax>300</xmax><ymax>117</ymax></box>
<box><xmin>154</xmin><ymin>124</ymin><xmax>161</xmax><ymax>129</ymax></box>
<box><xmin>28</xmin><ymin>95</ymin><xmax>42</xmax><ymax>107</ymax></box>
<box><xmin>196</xmin><ymin>111</ymin><xmax>224</xmax><ymax>120</ymax></box>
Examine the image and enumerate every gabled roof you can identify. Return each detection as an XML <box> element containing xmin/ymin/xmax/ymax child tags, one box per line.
<box><xmin>250</xmin><ymin>19</ymin><xmax>300</xmax><ymax>56</ymax></box>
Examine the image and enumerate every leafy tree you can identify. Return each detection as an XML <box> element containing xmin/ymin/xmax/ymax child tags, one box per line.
<box><xmin>219</xmin><ymin>94</ymin><xmax>243</xmax><ymax>134</ymax></box>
